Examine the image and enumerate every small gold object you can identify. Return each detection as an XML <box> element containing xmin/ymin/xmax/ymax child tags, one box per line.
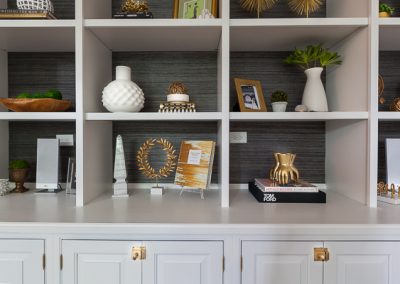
<box><xmin>131</xmin><ymin>246</ymin><xmax>146</xmax><ymax>261</ymax></box>
<box><xmin>314</xmin><ymin>248</ymin><xmax>329</xmax><ymax>262</ymax></box>
<box><xmin>159</xmin><ymin>101</ymin><xmax>196</xmax><ymax>113</ymax></box>
<box><xmin>288</xmin><ymin>0</ymin><xmax>323</xmax><ymax>17</ymax></box>
<box><xmin>391</xmin><ymin>183</ymin><xmax>396</xmax><ymax>199</ymax></box>
<box><xmin>239</xmin><ymin>0</ymin><xmax>277</xmax><ymax>17</ymax></box>
<box><xmin>385</xmin><ymin>183</ymin><xmax>389</xmax><ymax>194</ymax></box>
<box><xmin>378</xmin><ymin>181</ymin><xmax>386</xmax><ymax>196</ymax></box>
<box><xmin>270</xmin><ymin>153</ymin><xmax>300</xmax><ymax>185</ymax></box>
<box><xmin>121</xmin><ymin>0</ymin><xmax>149</xmax><ymax>13</ymax></box>
<box><xmin>379</xmin><ymin>75</ymin><xmax>385</xmax><ymax>105</ymax></box>
<box><xmin>137</xmin><ymin>138</ymin><xmax>177</xmax><ymax>185</ymax></box>
<box><xmin>168</xmin><ymin>82</ymin><xmax>188</xmax><ymax>95</ymax></box>
<box><xmin>390</xmin><ymin>97</ymin><xmax>400</xmax><ymax>112</ymax></box>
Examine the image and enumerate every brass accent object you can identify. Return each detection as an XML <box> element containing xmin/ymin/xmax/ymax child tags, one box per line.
<box><xmin>270</xmin><ymin>153</ymin><xmax>300</xmax><ymax>185</ymax></box>
<box><xmin>159</xmin><ymin>101</ymin><xmax>196</xmax><ymax>113</ymax></box>
<box><xmin>168</xmin><ymin>82</ymin><xmax>187</xmax><ymax>95</ymax></box>
<box><xmin>288</xmin><ymin>0</ymin><xmax>323</xmax><ymax>17</ymax></box>
<box><xmin>137</xmin><ymin>138</ymin><xmax>177</xmax><ymax>185</ymax></box>
<box><xmin>379</xmin><ymin>75</ymin><xmax>385</xmax><ymax>105</ymax></box>
<box><xmin>9</xmin><ymin>168</ymin><xmax>29</xmax><ymax>193</ymax></box>
<box><xmin>0</xmin><ymin>98</ymin><xmax>71</xmax><ymax>112</ymax></box>
<box><xmin>239</xmin><ymin>0</ymin><xmax>277</xmax><ymax>17</ymax></box>
<box><xmin>378</xmin><ymin>181</ymin><xmax>386</xmax><ymax>196</ymax></box>
<box><xmin>390</xmin><ymin>97</ymin><xmax>400</xmax><ymax>112</ymax></box>
<box><xmin>391</xmin><ymin>183</ymin><xmax>396</xmax><ymax>199</ymax></box>
<box><xmin>314</xmin><ymin>248</ymin><xmax>329</xmax><ymax>262</ymax></box>
<box><xmin>131</xmin><ymin>246</ymin><xmax>146</xmax><ymax>261</ymax></box>
<box><xmin>121</xmin><ymin>0</ymin><xmax>149</xmax><ymax>13</ymax></box>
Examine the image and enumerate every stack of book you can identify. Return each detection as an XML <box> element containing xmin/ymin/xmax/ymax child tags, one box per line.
<box><xmin>113</xmin><ymin>11</ymin><xmax>153</xmax><ymax>18</ymax></box>
<box><xmin>0</xmin><ymin>9</ymin><xmax>56</xmax><ymax>19</ymax></box>
<box><xmin>249</xmin><ymin>178</ymin><xmax>326</xmax><ymax>203</ymax></box>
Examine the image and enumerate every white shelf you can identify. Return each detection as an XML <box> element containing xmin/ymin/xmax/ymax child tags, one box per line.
<box><xmin>0</xmin><ymin>20</ymin><xmax>76</xmax><ymax>52</ymax></box>
<box><xmin>84</xmin><ymin>19</ymin><xmax>222</xmax><ymax>51</ymax></box>
<box><xmin>230</xmin><ymin>112</ymin><xmax>369</xmax><ymax>121</ymax></box>
<box><xmin>230</xmin><ymin>18</ymin><xmax>368</xmax><ymax>51</ymax></box>
<box><xmin>85</xmin><ymin>112</ymin><xmax>223</xmax><ymax>121</ymax></box>
<box><xmin>379</xmin><ymin>18</ymin><xmax>400</xmax><ymax>50</ymax></box>
<box><xmin>0</xmin><ymin>112</ymin><xmax>76</xmax><ymax>121</ymax></box>
<box><xmin>378</xmin><ymin>112</ymin><xmax>400</xmax><ymax>121</ymax></box>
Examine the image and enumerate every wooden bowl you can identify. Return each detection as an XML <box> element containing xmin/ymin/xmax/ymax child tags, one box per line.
<box><xmin>0</xmin><ymin>98</ymin><xmax>71</xmax><ymax>112</ymax></box>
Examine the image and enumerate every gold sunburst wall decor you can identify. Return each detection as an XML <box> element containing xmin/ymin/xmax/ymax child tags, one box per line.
<box><xmin>137</xmin><ymin>138</ymin><xmax>177</xmax><ymax>185</ymax></box>
<box><xmin>288</xmin><ymin>0</ymin><xmax>322</xmax><ymax>17</ymax></box>
<box><xmin>239</xmin><ymin>0</ymin><xmax>278</xmax><ymax>17</ymax></box>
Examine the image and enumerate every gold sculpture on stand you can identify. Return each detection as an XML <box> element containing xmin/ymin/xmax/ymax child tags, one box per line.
<box><xmin>137</xmin><ymin>138</ymin><xmax>177</xmax><ymax>195</ymax></box>
<box><xmin>121</xmin><ymin>0</ymin><xmax>149</xmax><ymax>13</ymax></box>
<box><xmin>239</xmin><ymin>0</ymin><xmax>277</xmax><ymax>17</ymax></box>
<box><xmin>288</xmin><ymin>0</ymin><xmax>323</xmax><ymax>17</ymax></box>
<box><xmin>390</xmin><ymin>98</ymin><xmax>400</xmax><ymax>111</ymax></box>
<box><xmin>269</xmin><ymin>153</ymin><xmax>300</xmax><ymax>185</ymax></box>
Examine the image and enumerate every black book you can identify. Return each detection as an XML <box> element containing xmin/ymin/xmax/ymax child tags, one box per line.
<box><xmin>249</xmin><ymin>182</ymin><xmax>326</xmax><ymax>203</ymax></box>
<box><xmin>113</xmin><ymin>11</ymin><xmax>153</xmax><ymax>18</ymax></box>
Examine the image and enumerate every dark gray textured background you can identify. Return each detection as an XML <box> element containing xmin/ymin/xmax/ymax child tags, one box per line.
<box><xmin>9</xmin><ymin>122</ymin><xmax>76</xmax><ymax>183</ymax></box>
<box><xmin>231</xmin><ymin>52</ymin><xmax>325</xmax><ymax>112</ymax></box>
<box><xmin>113</xmin><ymin>52</ymin><xmax>218</xmax><ymax>112</ymax></box>
<box><xmin>7</xmin><ymin>0</ymin><xmax>75</xmax><ymax>19</ymax></box>
<box><xmin>378</xmin><ymin>122</ymin><xmax>400</xmax><ymax>183</ymax></box>
<box><xmin>379</xmin><ymin>52</ymin><xmax>400</xmax><ymax>111</ymax></box>
<box><xmin>8</xmin><ymin>52</ymin><xmax>76</xmax><ymax>111</ymax></box>
<box><xmin>113</xmin><ymin>121</ymin><xmax>219</xmax><ymax>183</ymax></box>
<box><xmin>230</xmin><ymin>122</ymin><xmax>326</xmax><ymax>183</ymax></box>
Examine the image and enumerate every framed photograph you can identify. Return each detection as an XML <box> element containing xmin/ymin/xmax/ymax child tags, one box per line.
<box><xmin>234</xmin><ymin>78</ymin><xmax>267</xmax><ymax>112</ymax></box>
<box><xmin>173</xmin><ymin>0</ymin><xmax>218</xmax><ymax>19</ymax></box>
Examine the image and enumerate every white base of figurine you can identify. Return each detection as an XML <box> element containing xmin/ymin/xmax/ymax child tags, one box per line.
<box><xmin>151</xmin><ymin>186</ymin><xmax>164</xmax><ymax>195</ymax></box>
<box><xmin>167</xmin><ymin>94</ymin><xmax>189</xmax><ymax>102</ymax></box>
<box><xmin>113</xmin><ymin>181</ymin><xmax>129</xmax><ymax>198</ymax></box>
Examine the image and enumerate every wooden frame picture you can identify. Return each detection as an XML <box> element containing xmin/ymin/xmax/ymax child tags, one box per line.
<box><xmin>234</xmin><ymin>78</ymin><xmax>267</xmax><ymax>112</ymax></box>
<box><xmin>173</xmin><ymin>0</ymin><xmax>218</xmax><ymax>19</ymax></box>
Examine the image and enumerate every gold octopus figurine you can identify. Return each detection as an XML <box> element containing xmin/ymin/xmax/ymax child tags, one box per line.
<box><xmin>269</xmin><ymin>153</ymin><xmax>300</xmax><ymax>185</ymax></box>
<box><xmin>121</xmin><ymin>0</ymin><xmax>149</xmax><ymax>13</ymax></box>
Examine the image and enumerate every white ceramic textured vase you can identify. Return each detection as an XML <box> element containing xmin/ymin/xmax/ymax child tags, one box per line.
<box><xmin>17</xmin><ymin>0</ymin><xmax>54</xmax><ymax>13</ymax></box>
<box><xmin>102</xmin><ymin>66</ymin><xmax>145</xmax><ymax>113</ymax></box>
<box><xmin>302</xmin><ymin>67</ymin><xmax>328</xmax><ymax>112</ymax></box>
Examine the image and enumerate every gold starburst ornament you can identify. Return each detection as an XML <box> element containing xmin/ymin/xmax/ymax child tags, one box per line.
<box><xmin>288</xmin><ymin>0</ymin><xmax>322</xmax><ymax>17</ymax></box>
<box><xmin>239</xmin><ymin>0</ymin><xmax>278</xmax><ymax>17</ymax></box>
<box><xmin>137</xmin><ymin>138</ymin><xmax>177</xmax><ymax>195</ymax></box>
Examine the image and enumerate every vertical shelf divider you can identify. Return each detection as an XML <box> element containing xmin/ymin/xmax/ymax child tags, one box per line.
<box><xmin>0</xmin><ymin>49</ymin><xmax>8</xmax><ymax>178</ymax></box>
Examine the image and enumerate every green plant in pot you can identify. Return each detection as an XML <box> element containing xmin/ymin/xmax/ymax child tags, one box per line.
<box><xmin>271</xmin><ymin>90</ymin><xmax>288</xmax><ymax>112</ymax></box>
<box><xmin>284</xmin><ymin>44</ymin><xmax>342</xmax><ymax>112</ymax></box>
<box><xmin>379</xmin><ymin>2</ymin><xmax>395</xmax><ymax>17</ymax></box>
<box><xmin>9</xmin><ymin>160</ymin><xmax>30</xmax><ymax>193</ymax></box>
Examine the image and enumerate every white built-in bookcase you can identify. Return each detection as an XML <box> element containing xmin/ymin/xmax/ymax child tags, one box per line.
<box><xmin>0</xmin><ymin>0</ymin><xmax>392</xmax><ymax>209</ymax></box>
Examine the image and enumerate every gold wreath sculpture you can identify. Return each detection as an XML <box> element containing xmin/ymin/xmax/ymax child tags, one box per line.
<box><xmin>137</xmin><ymin>138</ymin><xmax>177</xmax><ymax>180</ymax></box>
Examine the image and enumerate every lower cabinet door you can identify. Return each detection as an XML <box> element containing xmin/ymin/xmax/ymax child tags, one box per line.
<box><xmin>142</xmin><ymin>241</ymin><xmax>223</xmax><ymax>284</ymax></box>
<box><xmin>242</xmin><ymin>241</ymin><xmax>323</xmax><ymax>284</ymax></box>
<box><xmin>62</xmin><ymin>240</ymin><xmax>142</xmax><ymax>284</ymax></box>
<box><xmin>0</xmin><ymin>239</ymin><xmax>44</xmax><ymax>284</ymax></box>
<box><xmin>62</xmin><ymin>240</ymin><xmax>223</xmax><ymax>284</ymax></box>
<box><xmin>324</xmin><ymin>241</ymin><xmax>400</xmax><ymax>284</ymax></box>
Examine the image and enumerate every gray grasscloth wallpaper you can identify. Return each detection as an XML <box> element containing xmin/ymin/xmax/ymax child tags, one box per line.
<box><xmin>113</xmin><ymin>121</ymin><xmax>219</xmax><ymax>183</ymax></box>
<box><xmin>230</xmin><ymin>122</ymin><xmax>326</xmax><ymax>184</ymax></box>
<box><xmin>9</xmin><ymin>122</ymin><xmax>76</xmax><ymax>183</ymax></box>
<box><xmin>113</xmin><ymin>52</ymin><xmax>218</xmax><ymax>112</ymax></box>
<box><xmin>378</xmin><ymin>122</ymin><xmax>400</xmax><ymax>183</ymax></box>
<box><xmin>231</xmin><ymin>52</ymin><xmax>326</xmax><ymax>112</ymax></box>
<box><xmin>7</xmin><ymin>0</ymin><xmax>75</xmax><ymax>19</ymax></box>
<box><xmin>8</xmin><ymin>52</ymin><xmax>76</xmax><ymax>111</ymax></box>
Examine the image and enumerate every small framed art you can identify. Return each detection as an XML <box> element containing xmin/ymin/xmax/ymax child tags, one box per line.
<box><xmin>173</xmin><ymin>0</ymin><xmax>218</xmax><ymax>19</ymax></box>
<box><xmin>234</xmin><ymin>78</ymin><xmax>267</xmax><ymax>112</ymax></box>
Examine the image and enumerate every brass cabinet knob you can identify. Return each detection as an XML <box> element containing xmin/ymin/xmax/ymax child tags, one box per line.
<box><xmin>131</xmin><ymin>246</ymin><xmax>146</xmax><ymax>261</ymax></box>
<box><xmin>314</xmin><ymin>248</ymin><xmax>329</xmax><ymax>262</ymax></box>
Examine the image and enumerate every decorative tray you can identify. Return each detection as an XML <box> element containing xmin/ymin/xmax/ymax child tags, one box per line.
<box><xmin>0</xmin><ymin>98</ymin><xmax>71</xmax><ymax>112</ymax></box>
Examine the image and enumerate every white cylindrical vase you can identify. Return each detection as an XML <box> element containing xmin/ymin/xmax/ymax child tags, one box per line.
<box><xmin>271</xmin><ymin>102</ymin><xmax>288</xmax><ymax>112</ymax></box>
<box><xmin>102</xmin><ymin>66</ymin><xmax>145</xmax><ymax>113</ymax></box>
<box><xmin>302</xmin><ymin>67</ymin><xmax>328</xmax><ymax>112</ymax></box>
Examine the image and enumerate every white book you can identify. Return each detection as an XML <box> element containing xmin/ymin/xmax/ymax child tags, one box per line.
<box><xmin>255</xmin><ymin>178</ymin><xmax>318</xmax><ymax>193</ymax></box>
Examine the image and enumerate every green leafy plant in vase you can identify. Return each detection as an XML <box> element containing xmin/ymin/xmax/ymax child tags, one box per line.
<box><xmin>9</xmin><ymin>160</ymin><xmax>30</xmax><ymax>193</ymax></box>
<box><xmin>379</xmin><ymin>2</ymin><xmax>395</xmax><ymax>17</ymax></box>
<box><xmin>284</xmin><ymin>44</ymin><xmax>342</xmax><ymax>112</ymax></box>
<box><xmin>271</xmin><ymin>90</ymin><xmax>288</xmax><ymax>112</ymax></box>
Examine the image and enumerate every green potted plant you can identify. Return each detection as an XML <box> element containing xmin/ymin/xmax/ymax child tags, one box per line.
<box><xmin>284</xmin><ymin>44</ymin><xmax>342</xmax><ymax>112</ymax></box>
<box><xmin>379</xmin><ymin>2</ymin><xmax>395</xmax><ymax>17</ymax></box>
<box><xmin>9</xmin><ymin>160</ymin><xmax>30</xmax><ymax>193</ymax></box>
<box><xmin>271</xmin><ymin>90</ymin><xmax>288</xmax><ymax>112</ymax></box>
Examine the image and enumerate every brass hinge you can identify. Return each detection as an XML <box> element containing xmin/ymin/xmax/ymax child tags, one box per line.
<box><xmin>314</xmin><ymin>248</ymin><xmax>330</xmax><ymax>262</ymax></box>
<box><xmin>42</xmin><ymin>254</ymin><xmax>46</xmax><ymax>270</ymax></box>
<box><xmin>222</xmin><ymin>256</ymin><xmax>225</xmax><ymax>272</ymax></box>
<box><xmin>60</xmin><ymin>254</ymin><xmax>63</xmax><ymax>270</ymax></box>
<box><xmin>241</xmin><ymin>256</ymin><xmax>243</xmax><ymax>272</ymax></box>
